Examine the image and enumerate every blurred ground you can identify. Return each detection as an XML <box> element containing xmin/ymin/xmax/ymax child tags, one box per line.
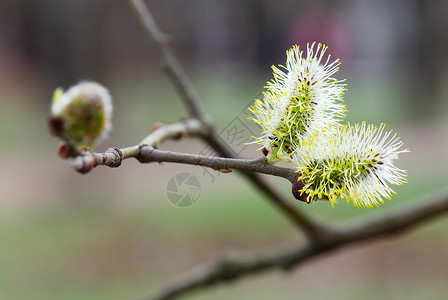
<box><xmin>1</xmin><ymin>1</ymin><xmax>448</xmax><ymax>299</ymax></box>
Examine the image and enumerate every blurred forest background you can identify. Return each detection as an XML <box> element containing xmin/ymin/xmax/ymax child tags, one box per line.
<box><xmin>0</xmin><ymin>0</ymin><xmax>448</xmax><ymax>299</ymax></box>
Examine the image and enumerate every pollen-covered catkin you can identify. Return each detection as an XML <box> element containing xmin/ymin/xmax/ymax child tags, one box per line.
<box><xmin>248</xmin><ymin>42</ymin><xmax>346</xmax><ymax>164</ymax></box>
<box><xmin>293</xmin><ymin>123</ymin><xmax>409</xmax><ymax>208</ymax></box>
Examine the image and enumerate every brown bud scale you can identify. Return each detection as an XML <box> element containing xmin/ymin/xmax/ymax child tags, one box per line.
<box><xmin>292</xmin><ymin>179</ymin><xmax>310</xmax><ymax>204</ymax></box>
<box><xmin>48</xmin><ymin>116</ymin><xmax>63</xmax><ymax>137</ymax></box>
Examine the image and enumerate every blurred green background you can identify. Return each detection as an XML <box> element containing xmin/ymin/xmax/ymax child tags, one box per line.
<box><xmin>1</xmin><ymin>1</ymin><xmax>448</xmax><ymax>299</ymax></box>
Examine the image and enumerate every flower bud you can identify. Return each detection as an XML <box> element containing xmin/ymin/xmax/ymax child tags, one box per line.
<box><xmin>50</xmin><ymin>81</ymin><xmax>113</xmax><ymax>148</ymax></box>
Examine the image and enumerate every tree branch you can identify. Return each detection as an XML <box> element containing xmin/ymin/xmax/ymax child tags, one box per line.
<box><xmin>138</xmin><ymin>119</ymin><xmax>205</xmax><ymax>147</ymax></box>
<box><xmin>336</xmin><ymin>188</ymin><xmax>448</xmax><ymax>243</ymax></box>
<box><xmin>71</xmin><ymin>146</ymin><xmax>298</xmax><ymax>182</ymax></box>
<box><xmin>136</xmin><ymin>146</ymin><xmax>298</xmax><ymax>182</ymax></box>
<box><xmin>127</xmin><ymin>0</ymin><xmax>211</xmax><ymax>124</ymax></box>
<box><xmin>69</xmin><ymin>119</ymin><xmax>203</xmax><ymax>173</ymax></box>
<box><xmin>140</xmin><ymin>189</ymin><xmax>448</xmax><ymax>300</ymax></box>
